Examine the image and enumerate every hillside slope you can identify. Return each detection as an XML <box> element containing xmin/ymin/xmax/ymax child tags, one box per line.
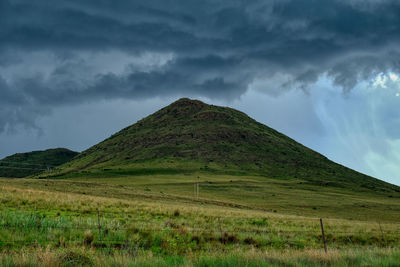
<box><xmin>51</xmin><ymin>98</ymin><xmax>398</xmax><ymax>193</ymax></box>
<box><xmin>0</xmin><ymin>148</ymin><xmax>78</xmax><ymax>178</ymax></box>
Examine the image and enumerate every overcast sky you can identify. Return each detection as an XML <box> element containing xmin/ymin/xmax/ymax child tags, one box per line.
<box><xmin>1</xmin><ymin>0</ymin><xmax>400</xmax><ymax>185</ymax></box>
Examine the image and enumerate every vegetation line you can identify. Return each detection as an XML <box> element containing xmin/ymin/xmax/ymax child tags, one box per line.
<box><xmin>0</xmin><ymin>166</ymin><xmax>47</xmax><ymax>171</ymax></box>
<box><xmin>1</xmin><ymin>223</ymin><xmax>400</xmax><ymax>234</ymax></box>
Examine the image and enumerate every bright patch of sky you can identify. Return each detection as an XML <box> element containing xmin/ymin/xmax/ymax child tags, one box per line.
<box><xmin>310</xmin><ymin>73</ymin><xmax>400</xmax><ymax>185</ymax></box>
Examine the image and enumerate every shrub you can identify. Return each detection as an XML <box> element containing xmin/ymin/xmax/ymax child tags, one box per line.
<box><xmin>219</xmin><ymin>232</ymin><xmax>238</xmax><ymax>244</ymax></box>
<box><xmin>58</xmin><ymin>248</ymin><xmax>94</xmax><ymax>266</ymax></box>
<box><xmin>56</xmin><ymin>236</ymin><xmax>66</xmax><ymax>248</ymax></box>
<box><xmin>250</xmin><ymin>218</ymin><xmax>268</xmax><ymax>227</ymax></box>
<box><xmin>173</xmin><ymin>209</ymin><xmax>180</xmax><ymax>217</ymax></box>
<box><xmin>83</xmin><ymin>230</ymin><xmax>94</xmax><ymax>246</ymax></box>
<box><xmin>243</xmin><ymin>236</ymin><xmax>258</xmax><ymax>246</ymax></box>
<box><xmin>191</xmin><ymin>235</ymin><xmax>200</xmax><ymax>244</ymax></box>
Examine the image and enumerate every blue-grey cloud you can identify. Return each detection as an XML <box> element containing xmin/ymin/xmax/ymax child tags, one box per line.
<box><xmin>1</xmin><ymin>0</ymin><xmax>400</xmax><ymax>131</ymax></box>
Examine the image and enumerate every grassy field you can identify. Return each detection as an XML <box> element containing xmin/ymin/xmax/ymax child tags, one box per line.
<box><xmin>1</xmin><ymin>172</ymin><xmax>400</xmax><ymax>266</ymax></box>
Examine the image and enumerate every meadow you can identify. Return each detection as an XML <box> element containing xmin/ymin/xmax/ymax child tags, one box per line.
<box><xmin>0</xmin><ymin>172</ymin><xmax>400</xmax><ymax>266</ymax></box>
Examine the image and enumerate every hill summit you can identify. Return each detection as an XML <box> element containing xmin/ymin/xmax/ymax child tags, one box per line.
<box><xmin>54</xmin><ymin>98</ymin><xmax>397</xmax><ymax>192</ymax></box>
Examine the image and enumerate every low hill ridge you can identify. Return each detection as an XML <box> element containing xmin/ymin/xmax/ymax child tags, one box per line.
<box><xmin>0</xmin><ymin>148</ymin><xmax>78</xmax><ymax>178</ymax></box>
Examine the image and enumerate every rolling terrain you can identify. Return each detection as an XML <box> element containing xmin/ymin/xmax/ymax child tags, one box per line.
<box><xmin>0</xmin><ymin>148</ymin><xmax>78</xmax><ymax>178</ymax></box>
<box><xmin>44</xmin><ymin>98</ymin><xmax>398</xmax><ymax>193</ymax></box>
<box><xmin>0</xmin><ymin>98</ymin><xmax>400</xmax><ymax>266</ymax></box>
<box><xmin>30</xmin><ymin>98</ymin><xmax>400</xmax><ymax>221</ymax></box>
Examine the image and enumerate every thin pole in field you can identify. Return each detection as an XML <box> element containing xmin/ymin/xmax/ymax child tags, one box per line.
<box><xmin>320</xmin><ymin>218</ymin><xmax>327</xmax><ymax>253</ymax></box>
<box><xmin>379</xmin><ymin>222</ymin><xmax>385</xmax><ymax>244</ymax></box>
<box><xmin>197</xmin><ymin>176</ymin><xmax>199</xmax><ymax>199</ymax></box>
<box><xmin>97</xmin><ymin>209</ymin><xmax>102</xmax><ymax>242</ymax></box>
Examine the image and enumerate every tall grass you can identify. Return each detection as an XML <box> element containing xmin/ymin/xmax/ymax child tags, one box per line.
<box><xmin>1</xmin><ymin>180</ymin><xmax>400</xmax><ymax>266</ymax></box>
<box><xmin>1</xmin><ymin>209</ymin><xmax>398</xmax><ymax>253</ymax></box>
<box><xmin>0</xmin><ymin>184</ymin><xmax>399</xmax><ymax>253</ymax></box>
<box><xmin>1</xmin><ymin>247</ymin><xmax>400</xmax><ymax>266</ymax></box>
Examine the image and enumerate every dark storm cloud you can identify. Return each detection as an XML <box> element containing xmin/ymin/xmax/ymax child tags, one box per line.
<box><xmin>1</xmin><ymin>0</ymin><xmax>400</xmax><ymax>131</ymax></box>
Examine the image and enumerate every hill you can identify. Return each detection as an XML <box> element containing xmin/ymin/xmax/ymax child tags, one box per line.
<box><xmin>0</xmin><ymin>148</ymin><xmax>78</xmax><ymax>178</ymax></box>
<box><xmin>1</xmin><ymin>98</ymin><xmax>400</xmax><ymax>265</ymax></box>
<box><xmin>48</xmin><ymin>98</ymin><xmax>398</xmax><ymax>193</ymax></box>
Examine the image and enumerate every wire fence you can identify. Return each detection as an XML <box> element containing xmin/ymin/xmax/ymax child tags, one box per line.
<box><xmin>0</xmin><ymin>161</ymin><xmax>399</xmax><ymax>252</ymax></box>
<box><xmin>1</xmin><ymin>227</ymin><xmax>398</xmax><ymax>235</ymax></box>
<box><xmin>0</xmin><ymin>223</ymin><xmax>400</xmax><ymax>235</ymax></box>
<box><xmin>1</xmin><ymin>213</ymin><xmax>399</xmax><ymax>253</ymax></box>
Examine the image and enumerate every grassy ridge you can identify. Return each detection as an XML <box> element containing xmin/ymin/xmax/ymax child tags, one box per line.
<box><xmin>0</xmin><ymin>148</ymin><xmax>78</xmax><ymax>178</ymax></box>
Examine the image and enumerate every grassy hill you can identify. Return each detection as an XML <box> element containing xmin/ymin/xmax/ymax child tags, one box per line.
<box><xmin>48</xmin><ymin>98</ymin><xmax>398</xmax><ymax>193</ymax></box>
<box><xmin>0</xmin><ymin>148</ymin><xmax>78</xmax><ymax>178</ymax></box>
<box><xmin>1</xmin><ymin>98</ymin><xmax>400</xmax><ymax>266</ymax></box>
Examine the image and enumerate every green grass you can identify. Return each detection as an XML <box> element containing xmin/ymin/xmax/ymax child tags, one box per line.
<box><xmin>19</xmin><ymin>171</ymin><xmax>400</xmax><ymax>221</ymax></box>
<box><xmin>1</xmin><ymin>173</ymin><xmax>400</xmax><ymax>266</ymax></box>
<box><xmin>1</xmin><ymin>247</ymin><xmax>400</xmax><ymax>266</ymax></box>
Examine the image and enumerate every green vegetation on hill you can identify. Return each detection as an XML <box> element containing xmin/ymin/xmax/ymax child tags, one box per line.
<box><xmin>49</xmin><ymin>98</ymin><xmax>398</xmax><ymax>194</ymax></box>
<box><xmin>1</xmin><ymin>98</ymin><xmax>399</xmax><ymax>266</ymax></box>
<box><xmin>0</xmin><ymin>148</ymin><xmax>78</xmax><ymax>178</ymax></box>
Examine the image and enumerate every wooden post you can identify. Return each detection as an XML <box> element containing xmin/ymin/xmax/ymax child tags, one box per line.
<box><xmin>320</xmin><ymin>218</ymin><xmax>327</xmax><ymax>253</ymax></box>
<box><xmin>379</xmin><ymin>222</ymin><xmax>385</xmax><ymax>244</ymax></box>
<box><xmin>97</xmin><ymin>209</ymin><xmax>102</xmax><ymax>242</ymax></box>
<box><xmin>197</xmin><ymin>176</ymin><xmax>200</xmax><ymax>199</ymax></box>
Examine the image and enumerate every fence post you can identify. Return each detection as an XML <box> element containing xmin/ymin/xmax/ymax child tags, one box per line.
<box><xmin>97</xmin><ymin>209</ymin><xmax>102</xmax><ymax>242</ymax></box>
<box><xmin>320</xmin><ymin>218</ymin><xmax>327</xmax><ymax>253</ymax></box>
<box><xmin>379</xmin><ymin>222</ymin><xmax>385</xmax><ymax>244</ymax></box>
<box><xmin>197</xmin><ymin>177</ymin><xmax>200</xmax><ymax>199</ymax></box>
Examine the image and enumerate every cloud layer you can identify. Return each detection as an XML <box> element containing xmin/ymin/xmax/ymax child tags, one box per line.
<box><xmin>1</xmin><ymin>0</ymin><xmax>400</xmax><ymax>131</ymax></box>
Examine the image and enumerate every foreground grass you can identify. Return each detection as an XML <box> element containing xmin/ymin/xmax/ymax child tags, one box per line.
<box><xmin>0</xmin><ymin>181</ymin><xmax>399</xmax><ymax>251</ymax></box>
<box><xmin>0</xmin><ymin>176</ymin><xmax>400</xmax><ymax>266</ymax></box>
<box><xmin>1</xmin><ymin>247</ymin><xmax>400</xmax><ymax>266</ymax></box>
